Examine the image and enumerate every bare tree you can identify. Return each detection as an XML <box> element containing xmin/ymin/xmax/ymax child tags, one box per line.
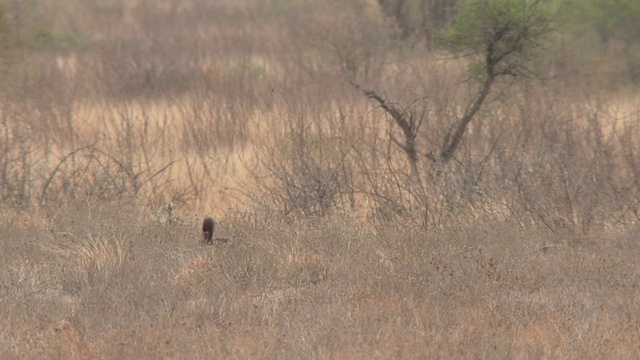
<box><xmin>350</xmin><ymin>81</ymin><xmax>423</xmax><ymax>184</ymax></box>
<box><xmin>355</xmin><ymin>0</ymin><xmax>553</xmax><ymax>172</ymax></box>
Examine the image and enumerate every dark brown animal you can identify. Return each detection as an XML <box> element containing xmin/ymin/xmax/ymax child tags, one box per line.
<box><xmin>202</xmin><ymin>217</ymin><xmax>215</xmax><ymax>244</ymax></box>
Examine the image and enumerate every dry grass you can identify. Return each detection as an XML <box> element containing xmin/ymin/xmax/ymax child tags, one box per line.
<box><xmin>1</xmin><ymin>203</ymin><xmax>640</xmax><ymax>359</ymax></box>
<box><xmin>2</xmin><ymin>0</ymin><xmax>639</xmax><ymax>226</ymax></box>
<box><xmin>1</xmin><ymin>0</ymin><xmax>640</xmax><ymax>358</ymax></box>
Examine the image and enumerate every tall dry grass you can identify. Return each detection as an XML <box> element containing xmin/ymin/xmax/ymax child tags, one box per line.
<box><xmin>1</xmin><ymin>0</ymin><xmax>640</xmax><ymax>358</ymax></box>
<box><xmin>0</xmin><ymin>0</ymin><xmax>637</xmax><ymax>228</ymax></box>
<box><xmin>1</xmin><ymin>0</ymin><xmax>639</xmax><ymax>231</ymax></box>
<box><xmin>2</xmin><ymin>203</ymin><xmax>640</xmax><ymax>358</ymax></box>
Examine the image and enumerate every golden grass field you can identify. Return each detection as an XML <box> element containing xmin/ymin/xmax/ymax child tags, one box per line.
<box><xmin>2</xmin><ymin>204</ymin><xmax>640</xmax><ymax>359</ymax></box>
<box><xmin>1</xmin><ymin>0</ymin><xmax>640</xmax><ymax>358</ymax></box>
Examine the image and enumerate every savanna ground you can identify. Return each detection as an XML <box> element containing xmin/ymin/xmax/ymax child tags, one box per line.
<box><xmin>1</xmin><ymin>0</ymin><xmax>640</xmax><ymax>358</ymax></box>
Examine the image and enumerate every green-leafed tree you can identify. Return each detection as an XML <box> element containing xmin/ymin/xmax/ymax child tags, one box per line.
<box><xmin>436</xmin><ymin>0</ymin><xmax>552</xmax><ymax>163</ymax></box>
<box><xmin>356</xmin><ymin>0</ymin><xmax>553</xmax><ymax>180</ymax></box>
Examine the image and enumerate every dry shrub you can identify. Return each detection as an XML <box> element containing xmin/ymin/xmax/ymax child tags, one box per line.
<box><xmin>46</xmin><ymin>233</ymin><xmax>131</xmax><ymax>288</ymax></box>
<box><xmin>352</xmin><ymin>79</ymin><xmax>640</xmax><ymax>232</ymax></box>
<box><xmin>1</xmin><ymin>202</ymin><xmax>640</xmax><ymax>358</ymax></box>
<box><xmin>0</xmin><ymin>0</ymin><xmax>636</xmax><ymax>231</ymax></box>
<box><xmin>247</xmin><ymin>134</ymin><xmax>356</xmax><ymax>217</ymax></box>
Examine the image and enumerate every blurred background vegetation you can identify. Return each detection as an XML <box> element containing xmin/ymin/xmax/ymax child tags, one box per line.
<box><xmin>0</xmin><ymin>0</ymin><xmax>637</xmax><ymax>95</ymax></box>
<box><xmin>0</xmin><ymin>0</ymin><xmax>638</xmax><ymax>232</ymax></box>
